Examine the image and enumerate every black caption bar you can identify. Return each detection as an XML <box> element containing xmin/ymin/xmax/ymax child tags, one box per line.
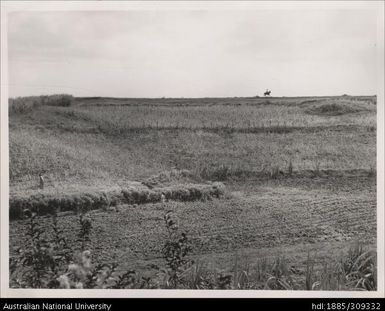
<box><xmin>0</xmin><ymin>298</ymin><xmax>384</xmax><ymax>311</ymax></box>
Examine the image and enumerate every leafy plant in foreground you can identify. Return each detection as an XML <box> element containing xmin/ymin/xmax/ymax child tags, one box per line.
<box><xmin>10</xmin><ymin>209</ymin><xmax>71</xmax><ymax>288</ymax></box>
<box><xmin>161</xmin><ymin>211</ymin><xmax>193</xmax><ymax>288</ymax></box>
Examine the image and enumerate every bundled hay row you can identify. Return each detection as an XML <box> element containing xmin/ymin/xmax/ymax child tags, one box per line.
<box><xmin>141</xmin><ymin>169</ymin><xmax>195</xmax><ymax>188</ymax></box>
<box><xmin>195</xmin><ymin>163</ymin><xmax>375</xmax><ymax>181</ymax></box>
<box><xmin>9</xmin><ymin>182</ymin><xmax>225</xmax><ymax>220</ymax></box>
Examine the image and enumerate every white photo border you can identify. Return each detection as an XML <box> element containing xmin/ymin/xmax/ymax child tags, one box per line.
<box><xmin>1</xmin><ymin>0</ymin><xmax>384</xmax><ymax>298</ymax></box>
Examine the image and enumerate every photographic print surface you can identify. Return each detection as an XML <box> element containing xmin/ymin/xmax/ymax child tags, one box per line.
<box><xmin>2</xmin><ymin>1</ymin><xmax>383</xmax><ymax>296</ymax></box>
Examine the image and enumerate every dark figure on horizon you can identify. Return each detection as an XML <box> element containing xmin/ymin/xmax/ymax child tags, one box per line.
<box><xmin>264</xmin><ymin>89</ymin><xmax>271</xmax><ymax>96</ymax></box>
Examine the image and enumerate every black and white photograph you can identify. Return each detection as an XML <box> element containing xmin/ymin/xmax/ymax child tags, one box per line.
<box><xmin>0</xmin><ymin>1</ymin><xmax>384</xmax><ymax>298</ymax></box>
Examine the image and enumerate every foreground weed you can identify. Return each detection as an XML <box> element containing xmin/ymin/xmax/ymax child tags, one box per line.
<box><xmin>161</xmin><ymin>211</ymin><xmax>194</xmax><ymax>288</ymax></box>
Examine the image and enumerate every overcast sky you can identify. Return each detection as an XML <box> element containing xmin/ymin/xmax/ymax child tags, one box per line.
<box><xmin>7</xmin><ymin>9</ymin><xmax>378</xmax><ymax>97</ymax></box>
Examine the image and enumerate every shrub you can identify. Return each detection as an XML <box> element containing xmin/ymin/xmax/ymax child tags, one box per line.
<box><xmin>161</xmin><ymin>212</ymin><xmax>193</xmax><ymax>288</ymax></box>
<box><xmin>9</xmin><ymin>94</ymin><xmax>73</xmax><ymax>115</ymax></box>
<box><xmin>305</xmin><ymin>102</ymin><xmax>361</xmax><ymax>116</ymax></box>
<box><xmin>9</xmin><ymin>210</ymin><xmax>72</xmax><ymax>288</ymax></box>
<box><xmin>45</xmin><ymin>95</ymin><xmax>73</xmax><ymax>107</ymax></box>
<box><xmin>368</xmin><ymin>167</ymin><xmax>376</xmax><ymax>177</ymax></box>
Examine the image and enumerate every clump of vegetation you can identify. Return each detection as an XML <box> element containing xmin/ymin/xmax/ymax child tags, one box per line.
<box><xmin>9</xmin><ymin>94</ymin><xmax>73</xmax><ymax>114</ymax></box>
<box><xmin>368</xmin><ymin>167</ymin><xmax>376</xmax><ymax>177</ymax></box>
<box><xmin>304</xmin><ymin>244</ymin><xmax>377</xmax><ymax>291</ymax></box>
<box><xmin>161</xmin><ymin>211</ymin><xmax>194</xmax><ymax>288</ymax></box>
<box><xmin>10</xmin><ymin>210</ymin><xmax>72</xmax><ymax>288</ymax></box>
<box><xmin>305</xmin><ymin>103</ymin><xmax>361</xmax><ymax>116</ymax></box>
<box><xmin>44</xmin><ymin>94</ymin><xmax>73</xmax><ymax>107</ymax></box>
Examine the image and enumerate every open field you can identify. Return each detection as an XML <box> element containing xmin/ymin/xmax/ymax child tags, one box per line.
<box><xmin>8</xmin><ymin>95</ymin><xmax>377</xmax><ymax>289</ymax></box>
<box><xmin>9</xmin><ymin>96</ymin><xmax>376</xmax><ymax>190</ymax></box>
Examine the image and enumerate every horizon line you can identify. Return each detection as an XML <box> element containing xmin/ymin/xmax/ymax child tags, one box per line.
<box><xmin>8</xmin><ymin>94</ymin><xmax>377</xmax><ymax>100</ymax></box>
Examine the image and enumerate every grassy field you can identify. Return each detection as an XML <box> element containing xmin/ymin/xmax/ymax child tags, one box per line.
<box><xmin>9</xmin><ymin>96</ymin><xmax>376</xmax><ymax>189</ymax></box>
<box><xmin>8</xmin><ymin>95</ymin><xmax>377</xmax><ymax>289</ymax></box>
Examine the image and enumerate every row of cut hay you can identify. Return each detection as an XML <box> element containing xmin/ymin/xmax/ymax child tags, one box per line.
<box><xmin>122</xmin><ymin>182</ymin><xmax>224</xmax><ymax>204</ymax></box>
<box><xmin>9</xmin><ymin>182</ymin><xmax>225</xmax><ymax>220</ymax></box>
<box><xmin>94</xmin><ymin>124</ymin><xmax>364</xmax><ymax>137</ymax></box>
<box><xmin>195</xmin><ymin>164</ymin><xmax>376</xmax><ymax>181</ymax></box>
<box><xmin>141</xmin><ymin>169</ymin><xmax>196</xmax><ymax>188</ymax></box>
<box><xmin>9</xmin><ymin>94</ymin><xmax>74</xmax><ymax>114</ymax></box>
